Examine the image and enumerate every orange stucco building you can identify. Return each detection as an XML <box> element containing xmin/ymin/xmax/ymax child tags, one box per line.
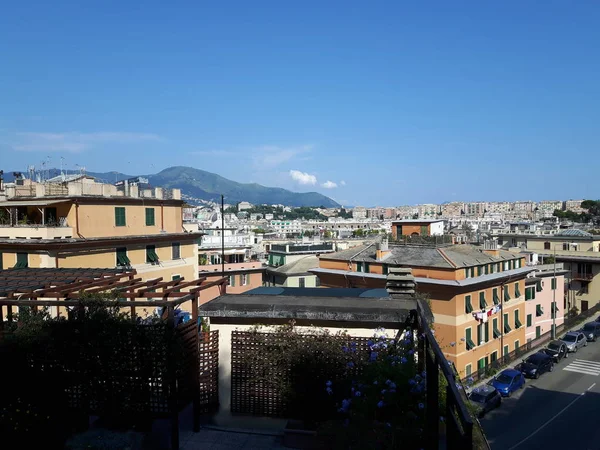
<box><xmin>312</xmin><ymin>241</ymin><xmax>531</xmax><ymax>378</ymax></box>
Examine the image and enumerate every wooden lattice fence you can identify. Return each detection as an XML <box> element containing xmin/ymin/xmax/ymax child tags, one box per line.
<box><xmin>230</xmin><ymin>330</ymin><xmax>379</xmax><ymax>417</ymax></box>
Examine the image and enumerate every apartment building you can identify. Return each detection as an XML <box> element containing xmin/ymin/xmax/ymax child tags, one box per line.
<box><xmin>466</xmin><ymin>202</ymin><xmax>486</xmax><ymax>218</ymax></box>
<box><xmin>311</xmin><ymin>240</ymin><xmax>530</xmax><ymax>378</ymax></box>
<box><xmin>564</xmin><ymin>200</ymin><xmax>586</xmax><ymax>213</ymax></box>
<box><xmin>269</xmin><ymin>219</ymin><xmax>303</xmax><ymax>235</ymax></box>
<box><xmin>486</xmin><ymin>202</ymin><xmax>511</xmax><ymax>214</ymax></box>
<box><xmin>197</xmin><ymin>228</ymin><xmax>264</xmax><ymax>304</ymax></box>
<box><xmin>440</xmin><ymin>202</ymin><xmax>464</xmax><ymax>218</ymax></box>
<box><xmin>0</xmin><ymin>177</ymin><xmax>200</xmax><ymax>289</ymax></box>
<box><xmin>352</xmin><ymin>207</ymin><xmax>367</xmax><ymax>219</ymax></box>
<box><xmin>418</xmin><ymin>204</ymin><xmax>439</xmax><ymax>217</ymax></box>
<box><xmin>390</xmin><ymin>219</ymin><xmax>444</xmax><ymax>239</ymax></box>
<box><xmin>524</xmin><ymin>268</ymin><xmax>566</xmax><ymax>342</ymax></box>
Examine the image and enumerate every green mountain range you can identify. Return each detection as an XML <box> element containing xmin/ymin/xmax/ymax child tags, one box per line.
<box><xmin>4</xmin><ymin>166</ymin><xmax>340</xmax><ymax>207</ymax></box>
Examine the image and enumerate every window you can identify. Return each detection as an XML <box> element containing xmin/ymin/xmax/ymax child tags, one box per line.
<box><xmin>514</xmin><ymin>282</ymin><xmax>521</xmax><ymax>298</ymax></box>
<box><xmin>116</xmin><ymin>247</ymin><xmax>130</xmax><ymax>267</ymax></box>
<box><xmin>490</xmin><ymin>351</ymin><xmax>497</xmax><ymax>363</ymax></box>
<box><xmin>229</xmin><ymin>275</ymin><xmax>236</xmax><ymax>287</ymax></box>
<box><xmin>514</xmin><ymin>310</ymin><xmax>522</xmax><ymax>329</ymax></box>
<box><xmin>146</xmin><ymin>245</ymin><xmax>159</xmax><ymax>264</ymax></box>
<box><xmin>477</xmin><ymin>357</ymin><xmax>487</xmax><ymax>371</ymax></box>
<box><xmin>536</xmin><ymin>280</ymin><xmax>542</xmax><ymax>292</ymax></box>
<box><xmin>493</xmin><ymin>288</ymin><xmax>500</xmax><ymax>305</ymax></box>
<box><xmin>299</xmin><ymin>277</ymin><xmax>305</xmax><ymax>288</ymax></box>
<box><xmin>465</xmin><ymin>364</ymin><xmax>472</xmax><ymax>376</ymax></box>
<box><xmin>465</xmin><ymin>327</ymin><xmax>475</xmax><ymax>350</ymax></box>
<box><xmin>515</xmin><ymin>340</ymin><xmax>520</xmax><ymax>351</ymax></box>
<box><xmin>240</xmin><ymin>274</ymin><xmax>248</xmax><ymax>286</ymax></box>
<box><xmin>364</xmin><ymin>262</ymin><xmax>370</xmax><ymax>273</ymax></box>
<box><xmin>504</xmin><ymin>313</ymin><xmax>511</xmax><ymax>333</ymax></box>
<box><xmin>484</xmin><ymin>321</ymin><xmax>489</xmax><ymax>343</ymax></box>
<box><xmin>493</xmin><ymin>318</ymin><xmax>501</xmax><ymax>339</ymax></box>
<box><xmin>145</xmin><ymin>208</ymin><xmax>155</xmax><ymax>226</ymax></box>
<box><xmin>582</xmin><ymin>300</ymin><xmax>589</xmax><ymax>312</ymax></box>
<box><xmin>503</xmin><ymin>345</ymin><xmax>509</xmax><ymax>357</ymax></box>
<box><xmin>356</xmin><ymin>262</ymin><xmax>363</xmax><ymax>272</ymax></box>
<box><xmin>172</xmin><ymin>242</ymin><xmax>181</xmax><ymax>260</ymax></box>
<box><xmin>477</xmin><ymin>265</ymin><xmax>483</xmax><ymax>276</ymax></box>
<box><xmin>382</xmin><ymin>265</ymin><xmax>388</xmax><ymax>275</ymax></box>
<box><xmin>504</xmin><ymin>285</ymin><xmax>511</xmax><ymax>301</ymax></box>
<box><xmin>477</xmin><ymin>323</ymin><xmax>483</xmax><ymax>346</ymax></box>
<box><xmin>485</xmin><ymin>265</ymin><xmax>489</xmax><ymax>275</ymax></box>
<box><xmin>551</xmin><ymin>278</ymin><xmax>557</xmax><ymax>290</ymax></box>
<box><xmin>14</xmin><ymin>252</ymin><xmax>28</xmax><ymax>269</ymax></box>
<box><xmin>465</xmin><ymin>295</ymin><xmax>473</xmax><ymax>314</ymax></box>
<box><xmin>479</xmin><ymin>291</ymin><xmax>487</xmax><ymax>309</ymax></box>
<box><xmin>536</xmin><ymin>304</ymin><xmax>543</xmax><ymax>317</ymax></box>
<box><xmin>563</xmin><ymin>243</ymin><xmax>569</xmax><ymax>251</ymax></box>
<box><xmin>551</xmin><ymin>302</ymin><xmax>559</xmax><ymax>318</ymax></box>
<box><xmin>527</xmin><ymin>314</ymin><xmax>532</xmax><ymax>327</ymax></box>
<box><xmin>465</xmin><ymin>268</ymin><xmax>470</xmax><ymax>278</ymax></box>
<box><xmin>544</xmin><ymin>242</ymin><xmax>551</xmax><ymax>250</ymax></box>
<box><xmin>115</xmin><ymin>207</ymin><xmax>126</xmax><ymax>227</ymax></box>
<box><xmin>536</xmin><ymin>326</ymin><xmax>541</xmax><ymax>338</ymax></box>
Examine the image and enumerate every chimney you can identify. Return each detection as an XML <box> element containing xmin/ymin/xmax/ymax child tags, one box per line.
<box><xmin>386</xmin><ymin>267</ymin><xmax>416</xmax><ymax>297</ymax></box>
<box><xmin>376</xmin><ymin>238</ymin><xmax>390</xmax><ymax>260</ymax></box>
<box><xmin>481</xmin><ymin>239</ymin><xmax>499</xmax><ymax>257</ymax></box>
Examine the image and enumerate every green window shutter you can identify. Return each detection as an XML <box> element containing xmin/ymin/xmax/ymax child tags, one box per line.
<box><xmin>477</xmin><ymin>265</ymin><xmax>482</xmax><ymax>276</ymax></box>
<box><xmin>493</xmin><ymin>319</ymin><xmax>501</xmax><ymax>339</ymax></box>
<box><xmin>493</xmin><ymin>288</ymin><xmax>500</xmax><ymax>305</ymax></box>
<box><xmin>229</xmin><ymin>275</ymin><xmax>236</xmax><ymax>287</ymax></box>
<box><xmin>382</xmin><ymin>265</ymin><xmax>388</xmax><ymax>275</ymax></box>
<box><xmin>536</xmin><ymin>304</ymin><xmax>543</xmax><ymax>317</ymax></box>
<box><xmin>465</xmin><ymin>328</ymin><xmax>475</xmax><ymax>350</ymax></box>
<box><xmin>145</xmin><ymin>208</ymin><xmax>155</xmax><ymax>226</ymax></box>
<box><xmin>364</xmin><ymin>262</ymin><xmax>370</xmax><ymax>273</ymax></box>
<box><xmin>526</xmin><ymin>314</ymin><xmax>532</xmax><ymax>327</ymax></box>
<box><xmin>0</xmin><ymin>253</ymin><xmax>3</xmax><ymax>270</ymax></box>
<box><xmin>465</xmin><ymin>268</ymin><xmax>470</xmax><ymax>278</ymax></box>
<box><xmin>115</xmin><ymin>207</ymin><xmax>126</xmax><ymax>226</ymax></box>
<box><xmin>15</xmin><ymin>253</ymin><xmax>28</xmax><ymax>269</ymax></box>
<box><xmin>477</xmin><ymin>324</ymin><xmax>482</xmax><ymax>345</ymax></box>
<box><xmin>465</xmin><ymin>295</ymin><xmax>473</xmax><ymax>314</ymax></box>
<box><xmin>515</xmin><ymin>282</ymin><xmax>521</xmax><ymax>298</ymax></box>
<box><xmin>525</xmin><ymin>287</ymin><xmax>532</xmax><ymax>301</ymax></box>
<box><xmin>514</xmin><ymin>310</ymin><xmax>522</xmax><ymax>329</ymax></box>
<box><xmin>356</xmin><ymin>262</ymin><xmax>363</xmax><ymax>272</ymax></box>
<box><xmin>504</xmin><ymin>285</ymin><xmax>511</xmax><ymax>301</ymax></box>
<box><xmin>479</xmin><ymin>291</ymin><xmax>487</xmax><ymax>309</ymax></box>
<box><xmin>551</xmin><ymin>278</ymin><xmax>557</xmax><ymax>290</ymax></box>
<box><xmin>504</xmin><ymin>313</ymin><xmax>512</xmax><ymax>333</ymax></box>
<box><xmin>116</xmin><ymin>247</ymin><xmax>130</xmax><ymax>266</ymax></box>
<box><xmin>536</xmin><ymin>280</ymin><xmax>543</xmax><ymax>292</ymax></box>
<box><xmin>536</xmin><ymin>326</ymin><xmax>541</xmax><ymax>338</ymax></box>
<box><xmin>484</xmin><ymin>321</ymin><xmax>489</xmax><ymax>342</ymax></box>
<box><xmin>146</xmin><ymin>245</ymin><xmax>158</xmax><ymax>263</ymax></box>
<box><xmin>485</xmin><ymin>265</ymin><xmax>489</xmax><ymax>275</ymax></box>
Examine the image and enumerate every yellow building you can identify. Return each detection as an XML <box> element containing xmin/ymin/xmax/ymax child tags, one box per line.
<box><xmin>0</xmin><ymin>176</ymin><xmax>201</xmax><ymax>288</ymax></box>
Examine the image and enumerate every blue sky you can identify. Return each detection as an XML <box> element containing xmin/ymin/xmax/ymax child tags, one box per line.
<box><xmin>1</xmin><ymin>1</ymin><xmax>599</xmax><ymax>207</ymax></box>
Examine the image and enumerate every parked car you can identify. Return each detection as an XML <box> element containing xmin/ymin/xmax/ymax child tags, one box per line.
<box><xmin>542</xmin><ymin>340</ymin><xmax>569</xmax><ymax>362</ymax></box>
<box><xmin>468</xmin><ymin>384</ymin><xmax>502</xmax><ymax>418</ymax></box>
<box><xmin>561</xmin><ymin>332</ymin><xmax>588</xmax><ymax>353</ymax></box>
<box><xmin>580</xmin><ymin>321</ymin><xmax>600</xmax><ymax>342</ymax></box>
<box><xmin>489</xmin><ymin>369</ymin><xmax>525</xmax><ymax>397</ymax></box>
<box><xmin>519</xmin><ymin>352</ymin><xmax>554</xmax><ymax>379</ymax></box>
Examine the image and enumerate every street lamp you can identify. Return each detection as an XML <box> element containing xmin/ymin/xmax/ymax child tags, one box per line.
<box><xmin>551</xmin><ymin>245</ymin><xmax>557</xmax><ymax>339</ymax></box>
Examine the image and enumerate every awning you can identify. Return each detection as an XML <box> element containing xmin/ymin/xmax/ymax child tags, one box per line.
<box><xmin>0</xmin><ymin>199</ymin><xmax>68</xmax><ymax>208</ymax></box>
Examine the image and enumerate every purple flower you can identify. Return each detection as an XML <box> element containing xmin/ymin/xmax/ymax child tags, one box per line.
<box><xmin>347</xmin><ymin>361</ymin><xmax>355</xmax><ymax>368</ymax></box>
<box><xmin>400</xmin><ymin>357</ymin><xmax>408</xmax><ymax>364</ymax></box>
<box><xmin>326</xmin><ymin>380</ymin><xmax>333</xmax><ymax>387</ymax></box>
<box><xmin>373</xmin><ymin>380</ymin><xmax>378</xmax><ymax>385</ymax></box>
<box><xmin>385</xmin><ymin>379</ymin><xmax>392</xmax><ymax>385</ymax></box>
<box><xmin>326</xmin><ymin>387</ymin><xmax>333</xmax><ymax>395</ymax></box>
<box><xmin>418</xmin><ymin>403</ymin><xmax>424</xmax><ymax>410</ymax></box>
<box><xmin>408</xmin><ymin>349</ymin><xmax>414</xmax><ymax>355</ymax></box>
<box><xmin>389</xmin><ymin>382</ymin><xmax>396</xmax><ymax>389</ymax></box>
<box><xmin>385</xmin><ymin>422</ymin><xmax>391</xmax><ymax>428</ymax></box>
<box><xmin>381</xmin><ymin>389</ymin><xmax>387</xmax><ymax>394</ymax></box>
<box><xmin>450</xmin><ymin>342</ymin><xmax>456</xmax><ymax>347</ymax></box>
<box><xmin>342</xmin><ymin>346</ymin><xmax>348</xmax><ymax>353</ymax></box>
<box><xmin>377</xmin><ymin>400</ymin><xmax>385</xmax><ymax>408</ymax></box>
<box><xmin>389</xmin><ymin>389</ymin><xmax>396</xmax><ymax>393</ymax></box>
<box><xmin>421</xmin><ymin>371</ymin><xmax>426</xmax><ymax>378</ymax></box>
<box><xmin>367</xmin><ymin>340</ymin><xmax>374</xmax><ymax>347</ymax></box>
<box><xmin>370</xmin><ymin>351</ymin><xmax>378</xmax><ymax>362</ymax></box>
<box><xmin>390</xmin><ymin>339</ymin><xmax>395</xmax><ymax>345</ymax></box>
<box><xmin>354</xmin><ymin>391</ymin><xmax>362</xmax><ymax>397</ymax></box>
<box><xmin>409</xmin><ymin>379</ymin><xmax>416</xmax><ymax>386</ymax></box>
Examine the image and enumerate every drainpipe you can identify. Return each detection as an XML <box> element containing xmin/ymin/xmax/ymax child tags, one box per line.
<box><xmin>75</xmin><ymin>200</ymin><xmax>82</xmax><ymax>237</ymax></box>
<box><xmin>161</xmin><ymin>201</ymin><xmax>165</xmax><ymax>232</ymax></box>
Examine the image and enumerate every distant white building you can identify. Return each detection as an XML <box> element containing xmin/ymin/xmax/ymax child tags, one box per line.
<box><xmin>238</xmin><ymin>201</ymin><xmax>253</xmax><ymax>211</ymax></box>
<box><xmin>352</xmin><ymin>206</ymin><xmax>367</xmax><ymax>219</ymax></box>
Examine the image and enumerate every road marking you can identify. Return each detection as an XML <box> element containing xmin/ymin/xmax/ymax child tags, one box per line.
<box><xmin>562</xmin><ymin>359</ymin><xmax>600</xmax><ymax>376</ymax></box>
<box><xmin>588</xmin><ymin>383</ymin><xmax>596</xmax><ymax>391</ymax></box>
<box><xmin>507</xmin><ymin>391</ymin><xmax>585</xmax><ymax>450</ymax></box>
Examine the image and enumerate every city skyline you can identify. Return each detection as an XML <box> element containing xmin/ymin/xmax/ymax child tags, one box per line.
<box><xmin>2</xmin><ymin>2</ymin><xmax>600</xmax><ymax>206</ymax></box>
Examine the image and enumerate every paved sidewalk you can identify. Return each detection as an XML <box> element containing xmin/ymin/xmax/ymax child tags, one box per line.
<box><xmin>179</xmin><ymin>427</ymin><xmax>287</xmax><ymax>450</ymax></box>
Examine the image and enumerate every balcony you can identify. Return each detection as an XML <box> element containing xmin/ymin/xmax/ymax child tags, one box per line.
<box><xmin>572</xmin><ymin>273</ymin><xmax>594</xmax><ymax>282</ymax></box>
<box><xmin>0</xmin><ymin>220</ymin><xmax>72</xmax><ymax>240</ymax></box>
<box><xmin>200</xmin><ymin>234</ymin><xmax>253</xmax><ymax>248</ymax></box>
<box><xmin>198</xmin><ymin>261</ymin><xmax>263</xmax><ymax>273</ymax></box>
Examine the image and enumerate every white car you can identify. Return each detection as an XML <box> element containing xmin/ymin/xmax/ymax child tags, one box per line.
<box><xmin>561</xmin><ymin>332</ymin><xmax>587</xmax><ymax>353</ymax></box>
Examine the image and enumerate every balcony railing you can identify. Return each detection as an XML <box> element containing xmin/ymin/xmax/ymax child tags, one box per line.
<box><xmin>572</xmin><ymin>273</ymin><xmax>594</xmax><ymax>281</ymax></box>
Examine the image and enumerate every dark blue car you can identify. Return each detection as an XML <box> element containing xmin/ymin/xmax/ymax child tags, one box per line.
<box><xmin>489</xmin><ymin>368</ymin><xmax>525</xmax><ymax>397</ymax></box>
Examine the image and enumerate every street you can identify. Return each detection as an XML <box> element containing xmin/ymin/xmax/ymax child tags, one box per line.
<box><xmin>480</xmin><ymin>341</ymin><xmax>600</xmax><ymax>450</ymax></box>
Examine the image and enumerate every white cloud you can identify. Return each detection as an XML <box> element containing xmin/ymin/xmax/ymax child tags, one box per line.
<box><xmin>13</xmin><ymin>131</ymin><xmax>161</xmax><ymax>153</ymax></box>
<box><xmin>189</xmin><ymin>149</ymin><xmax>239</xmax><ymax>157</ymax></box>
<box><xmin>289</xmin><ymin>169</ymin><xmax>317</xmax><ymax>185</ymax></box>
<box><xmin>252</xmin><ymin>144</ymin><xmax>313</xmax><ymax>169</ymax></box>
<box><xmin>340</xmin><ymin>180</ymin><xmax>346</xmax><ymax>186</ymax></box>
<box><xmin>321</xmin><ymin>180</ymin><xmax>338</xmax><ymax>189</ymax></box>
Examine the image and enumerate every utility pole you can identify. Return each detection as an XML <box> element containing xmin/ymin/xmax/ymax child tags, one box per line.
<box><xmin>552</xmin><ymin>245</ymin><xmax>557</xmax><ymax>339</ymax></box>
<box><xmin>221</xmin><ymin>195</ymin><xmax>225</xmax><ymax>278</ymax></box>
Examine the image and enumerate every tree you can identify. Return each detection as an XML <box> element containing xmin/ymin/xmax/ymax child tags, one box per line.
<box><xmin>352</xmin><ymin>228</ymin><xmax>365</xmax><ymax>237</ymax></box>
<box><xmin>323</xmin><ymin>230</ymin><xmax>333</xmax><ymax>239</ymax></box>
